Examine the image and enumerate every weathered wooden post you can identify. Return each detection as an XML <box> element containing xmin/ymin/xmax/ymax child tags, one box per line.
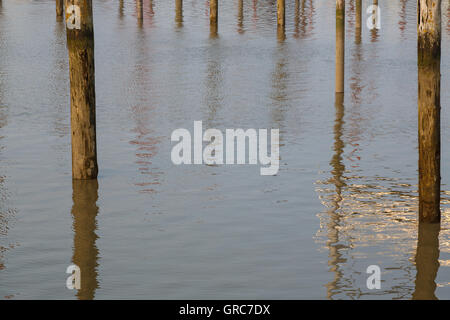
<box><xmin>356</xmin><ymin>0</ymin><xmax>362</xmax><ymax>43</ymax></box>
<box><xmin>336</xmin><ymin>0</ymin><xmax>345</xmax><ymax>93</ymax></box>
<box><xmin>238</xmin><ymin>0</ymin><xmax>244</xmax><ymax>33</ymax></box>
<box><xmin>175</xmin><ymin>0</ymin><xmax>183</xmax><ymax>26</ymax></box>
<box><xmin>277</xmin><ymin>0</ymin><xmax>285</xmax><ymax>28</ymax></box>
<box><xmin>56</xmin><ymin>0</ymin><xmax>64</xmax><ymax>18</ymax></box>
<box><xmin>418</xmin><ymin>0</ymin><xmax>442</xmax><ymax>223</ymax></box>
<box><xmin>65</xmin><ymin>0</ymin><xmax>98</xmax><ymax>180</ymax></box>
<box><xmin>71</xmin><ymin>179</ymin><xmax>100</xmax><ymax>300</ymax></box>
<box><xmin>137</xmin><ymin>0</ymin><xmax>143</xmax><ymax>25</ymax></box>
<box><xmin>210</xmin><ymin>0</ymin><xmax>218</xmax><ymax>34</ymax></box>
<box><xmin>119</xmin><ymin>0</ymin><xmax>124</xmax><ymax>18</ymax></box>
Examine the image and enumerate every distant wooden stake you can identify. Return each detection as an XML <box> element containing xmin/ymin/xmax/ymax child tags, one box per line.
<box><xmin>137</xmin><ymin>0</ymin><xmax>143</xmax><ymax>25</ymax></box>
<box><xmin>64</xmin><ymin>0</ymin><xmax>98</xmax><ymax>180</ymax></box>
<box><xmin>238</xmin><ymin>0</ymin><xmax>244</xmax><ymax>32</ymax></box>
<box><xmin>277</xmin><ymin>0</ymin><xmax>285</xmax><ymax>27</ymax></box>
<box><xmin>356</xmin><ymin>0</ymin><xmax>362</xmax><ymax>44</ymax></box>
<box><xmin>175</xmin><ymin>0</ymin><xmax>183</xmax><ymax>26</ymax></box>
<box><xmin>210</xmin><ymin>0</ymin><xmax>218</xmax><ymax>34</ymax></box>
<box><xmin>336</xmin><ymin>0</ymin><xmax>345</xmax><ymax>93</ymax></box>
<box><xmin>56</xmin><ymin>0</ymin><xmax>64</xmax><ymax>18</ymax></box>
<box><xmin>418</xmin><ymin>0</ymin><xmax>441</xmax><ymax>223</ymax></box>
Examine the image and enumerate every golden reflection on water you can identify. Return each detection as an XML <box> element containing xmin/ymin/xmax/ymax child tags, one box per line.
<box><xmin>71</xmin><ymin>180</ymin><xmax>100</xmax><ymax>300</ymax></box>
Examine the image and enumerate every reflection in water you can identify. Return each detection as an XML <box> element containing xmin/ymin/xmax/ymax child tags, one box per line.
<box><xmin>370</xmin><ymin>0</ymin><xmax>379</xmax><ymax>42</ymax></box>
<box><xmin>204</xmin><ymin>41</ymin><xmax>223</xmax><ymax>129</ymax></box>
<box><xmin>412</xmin><ymin>223</ymin><xmax>440</xmax><ymax>300</ymax></box>
<box><xmin>71</xmin><ymin>180</ymin><xmax>100</xmax><ymax>300</ymax></box>
<box><xmin>324</xmin><ymin>93</ymin><xmax>346</xmax><ymax>299</ymax></box>
<box><xmin>0</xmin><ymin>3</ymin><xmax>15</xmax><ymax>276</ymax></box>
<box><xmin>270</xmin><ymin>41</ymin><xmax>288</xmax><ymax>129</ymax></box>
<box><xmin>129</xmin><ymin>29</ymin><xmax>161</xmax><ymax>194</ymax></box>
<box><xmin>398</xmin><ymin>0</ymin><xmax>407</xmax><ymax>38</ymax></box>
<box><xmin>294</xmin><ymin>0</ymin><xmax>315</xmax><ymax>39</ymax></box>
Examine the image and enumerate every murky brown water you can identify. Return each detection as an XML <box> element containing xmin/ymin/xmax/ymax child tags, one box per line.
<box><xmin>0</xmin><ymin>0</ymin><xmax>450</xmax><ymax>299</ymax></box>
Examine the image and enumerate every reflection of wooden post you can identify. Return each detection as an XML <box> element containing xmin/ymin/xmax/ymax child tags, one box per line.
<box><xmin>277</xmin><ymin>0</ymin><xmax>285</xmax><ymax>27</ymax></box>
<box><xmin>65</xmin><ymin>0</ymin><xmax>98</xmax><ymax>180</ymax></box>
<box><xmin>175</xmin><ymin>0</ymin><xmax>183</xmax><ymax>26</ymax></box>
<box><xmin>210</xmin><ymin>0</ymin><xmax>218</xmax><ymax>34</ymax></box>
<box><xmin>412</xmin><ymin>223</ymin><xmax>440</xmax><ymax>300</ymax></box>
<box><xmin>71</xmin><ymin>180</ymin><xmax>99</xmax><ymax>300</ymax></box>
<box><xmin>336</xmin><ymin>0</ymin><xmax>345</xmax><ymax>93</ymax></box>
<box><xmin>418</xmin><ymin>0</ymin><xmax>441</xmax><ymax>223</ymax></box>
<box><xmin>356</xmin><ymin>0</ymin><xmax>362</xmax><ymax>44</ymax></box>
<box><xmin>56</xmin><ymin>0</ymin><xmax>64</xmax><ymax>18</ymax></box>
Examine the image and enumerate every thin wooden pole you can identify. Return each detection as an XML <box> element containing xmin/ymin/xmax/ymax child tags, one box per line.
<box><xmin>56</xmin><ymin>0</ymin><xmax>64</xmax><ymax>18</ymax></box>
<box><xmin>277</xmin><ymin>0</ymin><xmax>285</xmax><ymax>27</ymax></box>
<box><xmin>175</xmin><ymin>0</ymin><xmax>183</xmax><ymax>26</ymax></box>
<box><xmin>210</xmin><ymin>0</ymin><xmax>218</xmax><ymax>34</ymax></box>
<box><xmin>336</xmin><ymin>0</ymin><xmax>345</xmax><ymax>93</ymax></box>
<box><xmin>64</xmin><ymin>0</ymin><xmax>98</xmax><ymax>180</ymax></box>
<box><xmin>418</xmin><ymin>0</ymin><xmax>442</xmax><ymax>223</ymax></box>
<box><xmin>119</xmin><ymin>0</ymin><xmax>124</xmax><ymax>18</ymax></box>
<box><xmin>356</xmin><ymin>0</ymin><xmax>362</xmax><ymax>44</ymax></box>
<box><xmin>137</xmin><ymin>0</ymin><xmax>143</xmax><ymax>26</ymax></box>
<box><xmin>238</xmin><ymin>0</ymin><xmax>244</xmax><ymax>33</ymax></box>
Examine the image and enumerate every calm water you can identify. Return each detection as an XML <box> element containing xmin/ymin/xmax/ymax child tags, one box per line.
<box><xmin>0</xmin><ymin>0</ymin><xmax>450</xmax><ymax>299</ymax></box>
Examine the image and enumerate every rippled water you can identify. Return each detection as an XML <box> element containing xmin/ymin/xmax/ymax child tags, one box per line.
<box><xmin>0</xmin><ymin>0</ymin><xmax>450</xmax><ymax>299</ymax></box>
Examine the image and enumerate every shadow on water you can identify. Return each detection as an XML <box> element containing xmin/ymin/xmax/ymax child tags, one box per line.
<box><xmin>412</xmin><ymin>223</ymin><xmax>440</xmax><ymax>300</ymax></box>
<box><xmin>71</xmin><ymin>180</ymin><xmax>100</xmax><ymax>300</ymax></box>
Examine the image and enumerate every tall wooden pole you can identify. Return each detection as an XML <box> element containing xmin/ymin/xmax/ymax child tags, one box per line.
<box><xmin>336</xmin><ymin>0</ymin><xmax>345</xmax><ymax>93</ymax></box>
<box><xmin>418</xmin><ymin>0</ymin><xmax>441</xmax><ymax>223</ymax></box>
<box><xmin>56</xmin><ymin>0</ymin><xmax>64</xmax><ymax>18</ymax></box>
<box><xmin>356</xmin><ymin>0</ymin><xmax>362</xmax><ymax>44</ymax></box>
<box><xmin>277</xmin><ymin>0</ymin><xmax>285</xmax><ymax>27</ymax></box>
<box><xmin>65</xmin><ymin>0</ymin><xmax>98</xmax><ymax>180</ymax></box>
<box><xmin>210</xmin><ymin>0</ymin><xmax>218</xmax><ymax>34</ymax></box>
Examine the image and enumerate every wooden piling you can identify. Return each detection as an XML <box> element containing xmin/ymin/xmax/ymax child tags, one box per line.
<box><xmin>418</xmin><ymin>0</ymin><xmax>442</xmax><ymax>223</ymax></box>
<box><xmin>277</xmin><ymin>0</ymin><xmax>285</xmax><ymax>27</ymax></box>
<box><xmin>64</xmin><ymin>0</ymin><xmax>98</xmax><ymax>180</ymax></box>
<box><xmin>137</xmin><ymin>0</ymin><xmax>143</xmax><ymax>25</ymax></box>
<box><xmin>175</xmin><ymin>0</ymin><xmax>183</xmax><ymax>26</ymax></box>
<box><xmin>238</xmin><ymin>0</ymin><xmax>244</xmax><ymax>33</ymax></box>
<box><xmin>356</xmin><ymin>0</ymin><xmax>362</xmax><ymax>44</ymax></box>
<box><xmin>210</xmin><ymin>0</ymin><xmax>218</xmax><ymax>34</ymax></box>
<box><xmin>56</xmin><ymin>0</ymin><xmax>64</xmax><ymax>18</ymax></box>
<box><xmin>336</xmin><ymin>0</ymin><xmax>345</xmax><ymax>93</ymax></box>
